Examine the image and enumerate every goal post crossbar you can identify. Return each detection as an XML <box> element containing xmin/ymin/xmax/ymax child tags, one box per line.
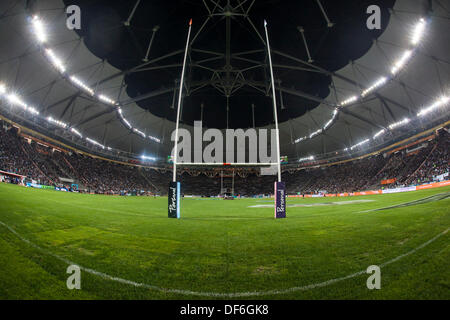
<box><xmin>171</xmin><ymin>20</ymin><xmax>283</xmax><ymax>183</ymax></box>
<box><xmin>174</xmin><ymin>163</ymin><xmax>277</xmax><ymax>166</ymax></box>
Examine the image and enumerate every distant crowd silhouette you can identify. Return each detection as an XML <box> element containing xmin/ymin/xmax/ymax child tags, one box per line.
<box><xmin>1</xmin><ymin>126</ymin><xmax>448</xmax><ymax>196</ymax></box>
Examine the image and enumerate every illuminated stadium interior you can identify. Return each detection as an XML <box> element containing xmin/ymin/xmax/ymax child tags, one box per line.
<box><xmin>0</xmin><ymin>0</ymin><xmax>449</xmax><ymax>304</ymax></box>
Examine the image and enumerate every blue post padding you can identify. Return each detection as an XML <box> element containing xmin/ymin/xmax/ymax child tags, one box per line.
<box><xmin>274</xmin><ymin>181</ymin><xmax>286</xmax><ymax>219</ymax></box>
<box><xmin>176</xmin><ymin>182</ymin><xmax>180</xmax><ymax>219</ymax></box>
<box><xmin>168</xmin><ymin>182</ymin><xmax>181</xmax><ymax>219</ymax></box>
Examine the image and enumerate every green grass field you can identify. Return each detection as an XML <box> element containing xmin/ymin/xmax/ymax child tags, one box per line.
<box><xmin>0</xmin><ymin>182</ymin><xmax>449</xmax><ymax>300</ymax></box>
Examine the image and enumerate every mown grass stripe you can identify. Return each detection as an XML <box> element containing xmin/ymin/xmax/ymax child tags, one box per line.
<box><xmin>0</xmin><ymin>220</ymin><xmax>447</xmax><ymax>298</ymax></box>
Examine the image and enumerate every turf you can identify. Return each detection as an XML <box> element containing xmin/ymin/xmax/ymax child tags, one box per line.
<box><xmin>0</xmin><ymin>183</ymin><xmax>449</xmax><ymax>300</ymax></box>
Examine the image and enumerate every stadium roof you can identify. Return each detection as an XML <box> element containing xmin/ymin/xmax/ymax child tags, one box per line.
<box><xmin>0</xmin><ymin>0</ymin><xmax>449</xmax><ymax>162</ymax></box>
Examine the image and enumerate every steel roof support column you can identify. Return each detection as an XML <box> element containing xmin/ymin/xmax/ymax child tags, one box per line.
<box><xmin>315</xmin><ymin>0</ymin><xmax>334</xmax><ymax>27</ymax></box>
<box><xmin>124</xmin><ymin>0</ymin><xmax>141</xmax><ymax>27</ymax></box>
<box><xmin>297</xmin><ymin>26</ymin><xmax>314</xmax><ymax>63</ymax></box>
<box><xmin>143</xmin><ymin>25</ymin><xmax>160</xmax><ymax>62</ymax></box>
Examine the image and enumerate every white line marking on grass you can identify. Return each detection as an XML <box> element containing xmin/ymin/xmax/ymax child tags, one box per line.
<box><xmin>0</xmin><ymin>220</ymin><xmax>447</xmax><ymax>298</ymax></box>
<box><xmin>250</xmin><ymin>200</ymin><xmax>375</xmax><ymax>208</ymax></box>
<box><xmin>359</xmin><ymin>192</ymin><xmax>450</xmax><ymax>213</ymax></box>
<box><xmin>44</xmin><ymin>198</ymin><xmax>151</xmax><ymax>218</ymax></box>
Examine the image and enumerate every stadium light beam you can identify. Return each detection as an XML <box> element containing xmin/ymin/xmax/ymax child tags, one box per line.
<box><xmin>32</xmin><ymin>16</ymin><xmax>47</xmax><ymax>43</ymax></box>
<box><xmin>148</xmin><ymin>136</ymin><xmax>161</xmax><ymax>143</ymax></box>
<box><xmin>309</xmin><ymin>129</ymin><xmax>323</xmax><ymax>139</ymax></box>
<box><xmin>27</xmin><ymin>106</ymin><xmax>39</xmax><ymax>115</ymax></box>
<box><xmin>133</xmin><ymin>128</ymin><xmax>146</xmax><ymax>138</ymax></box>
<box><xmin>123</xmin><ymin>118</ymin><xmax>132</xmax><ymax>128</ymax></box>
<box><xmin>417</xmin><ymin>95</ymin><xmax>450</xmax><ymax>117</ymax></box>
<box><xmin>373</xmin><ymin>129</ymin><xmax>386</xmax><ymax>139</ymax></box>
<box><xmin>350</xmin><ymin>138</ymin><xmax>370</xmax><ymax>151</ymax></box>
<box><xmin>362</xmin><ymin>77</ymin><xmax>388</xmax><ymax>97</ymax></box>
<box><xmin>339</xmin><ymin>95</ymin><xmax>359</xmax><ymax>107</ymax></box>
<box><xmin>98</xmin><ymin>94</ymin><xmax>116</xmax><ymax>105</ymax></box>
<box><xmin>391</xmin><ymin>50</ymin><xmax>412</xmax><ymax>75</ymax></box>
<box><xmin>388</xmin><ymin>118</ymin><xmax>410</xmax><ymax>130</ymax></box>
<box><xmin>141</xmin><ymin>155</ymin><xmax>156</xmax><ymax>161</ymax></box>
<box><xmin>7</xmin><ymin>94</ymin><xmax>28</xmax><ymax>109</ymax></box>
<box><xmin>45</xmin><ymin>49</ymin><xmax>66</xmax><ymax>73</ymax></box>
<box><xmin>411</xmin><ymin>18</ymin><xmax>426</xmax><ymax>45</ymax></box>
<box><xmin>299</xmin><ymin>156</ymin><xmax>315</xmax><ymax>162</ymax></box>
<box><xmin>295</xmin><ymin>136</ymin><xmax>307</xmax><ymax>144</ymax></box>
<box><xmin>86</xmin><ymin>137</ymin><xmax>105</xmax><ymax>149</ymax></box>
<box><xmin>47</xmin><ymin>116</ymin><xmax>68</xmax><ymax>129</ymax></box>
<box><xmin>70</xmin><ymin>76</ymin><xmax>94</xmax><ymax>95</ymax></box>
<box><xmin>28</xmin><ymin>15</ymin><xmax>161</xmax><ymax>145</ymax></box>
<box><xmin>70</xmin><ymin>128</ymin><xmax>83</xmax><ymax>138</ymax></box>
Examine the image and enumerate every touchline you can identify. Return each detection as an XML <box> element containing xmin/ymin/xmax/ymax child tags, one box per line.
<box><xmin>171</xmin><ymin>121</ymin><xmax>279</xmax><ymax>164</ymax></box>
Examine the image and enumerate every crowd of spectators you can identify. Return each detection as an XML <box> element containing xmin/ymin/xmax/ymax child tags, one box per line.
<box><xmin>0</xmin><ymin>126</ymin><xmax>448</xmax><ymax>196</ymax></box>
<box><xmin>0</xmin><ymin>129</ymin><xmax>53</xmax><ymax>185</ymax></box>
<box><xmin>0</xmin><ymin>128</ymin><xmax>155</xmax><ymax>194</ymax></box>
<box><xmin>65</xmin><ymin>153</ymin><xmax>153</xmax><ymax>194</ymax></box>
<box><xmin>286</xmin><ymin>132</ymin><xmax>448</xmax><ymax>194</ymax></box>
<box><xmin>293</xmin><ymin>156</ymin><xmax>387</xmax><ymax>194</ymax></box>
<box><xmin>404</xmin><ymin>134</ymin><xmax>449</xmax><ymax>186</ymax></box>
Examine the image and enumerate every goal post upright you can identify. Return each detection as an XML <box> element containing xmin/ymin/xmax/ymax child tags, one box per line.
<box><xmin>169</xmin><ymin>18</ymin><xmax>192</xmax><ymax>219</ymax></box>
<box><xmin>173</xmin><ymin>18</ymin><xmax>192</xmax><ymax>183</ymax></box>
<box><xmin>264</xmin><ymin>20</ymin><xmax>286</xmax><ymax>219</ymax></box>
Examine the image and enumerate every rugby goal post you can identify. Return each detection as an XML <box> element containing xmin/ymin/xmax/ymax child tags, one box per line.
<box><xmin>169</xmin><ymin>19</ymin><xmax>286</xmax><ymax>219</ymax></box>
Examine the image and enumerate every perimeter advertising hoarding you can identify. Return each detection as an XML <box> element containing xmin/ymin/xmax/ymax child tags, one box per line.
<box><xmin>382</xmin><ymin>186</ymin><xmax>417</xmax><ymax>194</ymax></box>
<box><xmin>416</xmin><ymin>180</ymin><xmax>450</xmax><ymax>190</ymax></box>
<box><xmin>26</xmin><ymin>182</ymin><xmax>55</xmax><ymax>190</ymax></box>
<box><xmin>288</xmin><ymin>181</ymin><xmax>449</xmax><ymax>198</ymax></box>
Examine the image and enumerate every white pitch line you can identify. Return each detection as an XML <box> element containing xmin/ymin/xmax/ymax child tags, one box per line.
<box><xmin>359</xmin><ymin>192</ymin><xmax>450</xmax><ymax>213</ymax></box>
<box><xmin>250</xmin><ymin>200</ymin><xmax>375</xmax><ymax>208</ymax></box>
<box><xmin>0</xmin><ymin>220</ymin><xmax>448</xmax><ymax>298</ymax></box>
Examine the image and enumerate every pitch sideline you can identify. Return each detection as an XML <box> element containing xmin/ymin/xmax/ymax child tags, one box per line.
<box><xmin>0</xmin><ymin>220</ymin><xmax>447</xmax><ymax>298</ymax></box>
